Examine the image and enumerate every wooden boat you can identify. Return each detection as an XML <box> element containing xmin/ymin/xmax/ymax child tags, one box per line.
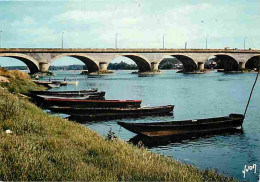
<box><xmin>51</xmin><ymin>80</ymin><xmax>67</xmax><ymax>86</ymax></box>
<box><xmin>129</xmin><ymin>128</ymin><xmax>243</xmax><ymax>148</ymax></box>
<box><xmin>35</xmin><ymin>94</ymin><xmax>104</xmax><ymax>100</ymax></box>
<box><xmin>31</xmin><ymin>93</ymin><xmax>104</xmax><ymax>99</ymax></box>
<box><xmin>50</xmin><ymin>105</ymin><xmax>174</xmax><ymax>121</ymax></box>
<box><xmin>117</xmin><ymin>113</ymin><xmax>244</xmax><ymax>137</ymax></box>
<box><xmin>50</xmin><ymin>105</ymin><xmax>174</xmax><ymax>114</ymax></box>
<box><xmin>38</xmin><ymin>98</ymin><xmax>142</xmax><ymax>108</ymax></box>
<box><xmin>33</xmin><ymin>80</ymin><xmax>53</xmax><ymax>84</ymax></box>
<box><xmin>30</xmin><ymin>91</ymin><xmax>105</xmax><ymax>98</ymax></box>
<box><xmin>29</xmin><ymin>88</ymin><xmax>98</xmax><ymax>97</ymax></box>
<box><xmin>32</xmin><ymin>93</ymin><xmax>105</xmax><ymax>106</ymax></box>
<box><xmin>66</xmin><ymin>81</ymin><xmax>79</xmax><ymax>85</ymax></box>
<box><xmin>47</xmin><ymin>83</ymin><xmax>60</xmax><ymax>88</ymax></box>
<box><xmin>33</xmin><ymin>80</ymin><xmax>63</xmax><ymax>88</ymax></box>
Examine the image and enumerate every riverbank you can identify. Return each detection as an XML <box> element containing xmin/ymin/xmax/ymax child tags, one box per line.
<box><xmin>0</xmin><ymin>70</ymin><xmax>236</xmax><ymax>181</ymax></box>
<box><xmin>0</xmin><ymin>68</ymin><xmax>46</xmax><ymax>94</ymax></box>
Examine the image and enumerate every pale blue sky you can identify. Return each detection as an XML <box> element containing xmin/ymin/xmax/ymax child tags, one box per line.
<box><xmin>0</xmin><ymin>0</ymin><xmax>259</xmax><ymax>66</ymax></box>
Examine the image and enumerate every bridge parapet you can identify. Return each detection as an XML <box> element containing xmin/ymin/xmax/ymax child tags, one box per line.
<box><xmin>0</xmin><ymin>48</ymin><xmax>260</xmax><ymax>54</ymax></box>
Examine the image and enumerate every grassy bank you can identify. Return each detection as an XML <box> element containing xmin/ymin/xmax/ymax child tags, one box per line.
<box><xmin>0</xmin><ymin>68</ymin><xmax>45</xmax><ymax>94</ymax></box>
<box><xmin>0</xmin><ymin>70</ymin><xmax>236</xmax><ymax>181</ymax></box>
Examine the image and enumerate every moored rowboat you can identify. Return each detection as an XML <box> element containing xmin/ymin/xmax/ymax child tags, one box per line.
<box><xmin>50</xmin><ymin>105</ymin><xmax>174</xmax><ymax>121</ymax></box>
<box><xmin>35</xmin><ymin>94</ymin><xmax>104</xmax><ymax>100</ymax></box>
<box><xmin>31</xmin><ymin>93</ymin><xmax>106</xmax><ymax>107</ymax></box>
<box><xmin>46</xmin><ymin>83</ymin><xmax>60</xmax><ymax>88</ymax></box>
<box><xmin>32</xmin><ymin>80</ymin><xmax>63</xmax><ymax>88</ymax></box>
<box><xmin>129</xmin><ymin>128</ymin><xmax>243</xmax><ymax>148</ymax></box>
<box><xmin>118</xmin><ymin>113</ymin><xmax>244</xmax><ymax>137</ymax></box>
<box><xmin>66</xmin><ymin>81</ymin><xmax>78</xmax><ymax>85</ymax></box>
<box><xmin>29</xmin><ymin>88</ymin><xmax>98</xmax><ymax>96</ymax></box>
<box><xmin>40</xmin><ymin>98</ymin><xmax>142</xmax><ymax>108</ymax></box>
<box><xmin>30</xmin><ymin>91</ymin><xmax>105</xmax><ymax>99</ymax></box>
<box><xmin>51</xmin><ymin>80</ymin><xmax>67</xmax><ymax>86</ymax></box>
<box><xmin>50</xmin><ymin>105</ymin><xmax>174</xmax><ymax>115</ymax></box>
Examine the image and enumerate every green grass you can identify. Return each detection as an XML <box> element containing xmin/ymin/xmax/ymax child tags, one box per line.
<box><xmin>0</xmin><ymin>68</ymin><xmax>46</xmax><ymax>94</ymax></box>
<box><xmin>0</xmin><ymin>79</ymin><xmax>46</xmax><ymax>94</ymax></box>
<box><xmin>0</xmin><ymin>88</ymin><xmax>236</xmax><ymax>181</ymax></box>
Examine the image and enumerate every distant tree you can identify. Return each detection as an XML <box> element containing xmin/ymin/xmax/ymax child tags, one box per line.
<box><xmin>108</xmin><ymin>61</ymin><xmax>138</xmax><ymax>70</ymax></box>
<box><xmin>159</xmin><ymin>58</ymin><xmax>182</xmax><ymax>69</ymax></box>
<box><xmin>160</xmin><ymin>62</ymin><xmax>175</xmax><ymax>69</ymax></box>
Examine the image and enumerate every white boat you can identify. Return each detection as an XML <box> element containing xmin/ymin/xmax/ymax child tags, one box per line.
<box><xmin>66</xmin><ymin>81</ymin><xmax>79</xmax><ymax>85</ymax></box>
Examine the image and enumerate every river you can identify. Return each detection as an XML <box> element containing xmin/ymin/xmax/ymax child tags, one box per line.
<box><xmin>47</xmin><ymin>70</ymin><xmax>260</xmax><ymax>181</ymax></box>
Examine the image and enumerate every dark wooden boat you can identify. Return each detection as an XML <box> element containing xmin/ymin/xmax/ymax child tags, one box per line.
<box><xmin>129</xmin><ymin>128</ymin><xmax>243</xmax><ymax>148</ymax></box>
<box><xmin>39</xmin><ymin>98</ymin><xmax>142</xmax><ymax>108</ymax></box>
<box><xmin>32</xmin><ymin>94</ymin><xmax>106</xmax><ymax>107</ymax></box>
<box><xmin>32</xmin><ymin>80</ymin><xmax>63</xmax><ymax>88</ymax></box>
<box><xmin>35</xmin><ymin>94</ymin><xmax>104</xmax><ymax>100</ymax></box>
<box><xmin>29</xmin><ymin>91</ymin><xmax>106</xmax><ymax>98</ymax></box>
<box><xmin>50</xmin><ymin>105</ymin><xmax>174</xmax><ymax>121</ymax></box>
<box><xmin>117</xmin><ymin>113</ymin><xmax>244</xmax><ymax>137</ymax></box>
<box><xmin>33</xmin><ymin>80</ymin><xmax>53</xmax><ymax>84</ymax></box>
<box><xmin>29</xmin><ymin>88</ymin><xmax>98</xmax><ymax>96</ymax></box>
<box><xmin>51</xmin><ymin>80</ymin><xmax>67</xmax><ymax>86</ymax></box>
<box><xmin>50</xmin><ymin>105</ymin><xmax>173</xmax><ymax>114</ymax></box>
<box><xmin>46</xmin><ymin>83</ymin><xmax>60</xmax><ymax>88</ymax></box>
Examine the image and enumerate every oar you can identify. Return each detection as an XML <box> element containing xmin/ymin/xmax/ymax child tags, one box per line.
<box><xmin>243</xmin><ymin>58</ymin><xmax>260</xmax><ymax>119</ymax></box>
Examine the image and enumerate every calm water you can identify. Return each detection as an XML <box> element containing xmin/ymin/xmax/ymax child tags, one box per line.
<box><xmin>48</xmin><ymin>70</ymin><xmax>260</xmax><ymax>181</ymax></box>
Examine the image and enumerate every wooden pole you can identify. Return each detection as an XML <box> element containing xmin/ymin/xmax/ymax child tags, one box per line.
<box><xmin>243</xmin><ymin>57</ymin><xmax>260</xmax><ymax>118</ymax></box>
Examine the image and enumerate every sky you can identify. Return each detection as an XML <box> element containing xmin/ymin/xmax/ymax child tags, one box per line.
<box><xmin>0</xmin><ymin>0</ymin><xmax>259</xmax><ymax>66</ymax></box>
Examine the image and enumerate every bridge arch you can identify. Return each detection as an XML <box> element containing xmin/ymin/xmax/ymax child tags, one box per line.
<box><xmin>50</xmin><ymin>54</ymin><xmax>99</xmax><ymax>73</ymax></box>
<box><xmin>245</xmin><ymin>55</ymin><xmax>260</xmax><ymax>70</ymax></box>
<box><xmin>0</xmin><ymin>53</ymin><xmax>39</xmax><ymax>74</ymax></box>
<box><xmin>158</xmin><ymin>57</ymin><xmax>183</xmax><ymax>70</ymax></box>
<box><xmin>209</xmin><ymin>54</ymin><xmax>239</xmax><ymax>71</ymax></box>
<box><xmin>110</xmin><ymin>54</ymin><xmax>151</xmax><ymax>72</ymax></box>
<box><xmin>159</xmin><ymin>54</ymin><xmax>197</xmax><ymax>72</ymax></box>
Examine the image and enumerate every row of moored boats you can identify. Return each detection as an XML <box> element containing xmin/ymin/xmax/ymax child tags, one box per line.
<box><xmin>32</xmin><ymin>70</ymin><xmax>260</xmax><ymax>138</ymax></box>
<box><xmin>29</xmin><ymin>89</ymin><xmax>174</xmax><ymax>122</ymax></box>
<box><xmin>29</xmin><ymin>88</ymin><xmax>244</xmax><ymax>138</ymax></box>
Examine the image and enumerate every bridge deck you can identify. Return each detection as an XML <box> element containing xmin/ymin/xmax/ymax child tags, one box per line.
<box><xmin>0</xmin><ymin>48</ymin><xmax>259</xmax><ymax>54</ymax></box>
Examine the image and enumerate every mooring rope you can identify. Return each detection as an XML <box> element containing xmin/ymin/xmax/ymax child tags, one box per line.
<box><xmin>243</xmin><ymin>61</ymin><xmax>260</xmax><ymax>118</ymax></box>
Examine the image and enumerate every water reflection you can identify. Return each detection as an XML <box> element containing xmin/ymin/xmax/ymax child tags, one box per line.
<box><xmin>68</xmin><ymin>113</ymin><xmax>173</xmax><ymax>123</ymax></box>
<box><xmin>129</xmin><ymin>129</ymin><xmax>244</xmax><ymax>148</ymax></box>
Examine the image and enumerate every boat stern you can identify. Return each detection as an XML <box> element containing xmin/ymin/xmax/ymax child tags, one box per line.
<box><xmin>229</xmin><ymin>113</ymin><xmax>244</xmax><ymax>120</ymax></box>
<box><xmin>229</xmin><ymin>113</ymin><xmax>244</xmax><ymax>127</ymax></box>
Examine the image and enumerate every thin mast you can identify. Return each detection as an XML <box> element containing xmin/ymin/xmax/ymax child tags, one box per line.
<box><xmin>243</xmin><ymin>58</ymin><xmax>260</xmax><ymax>118</ymax></box>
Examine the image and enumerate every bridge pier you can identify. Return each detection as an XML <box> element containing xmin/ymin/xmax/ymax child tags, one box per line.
<box><xmin>151</xmin><ymin>62</ymin><xmax>159</xmax><ymax>71</ymax></box>
<box><xmin>39</xmin><ymin>62</ymin><xmax>50</xmax><ymax>72</ymax></box>
<box><xmin>197</xmin><ymin>62</ymin><xmax>205</xmax><ymax>70</ymax></box>
<box><xmin>239</xmin><ymin>62</ymin><xmax>246</xmax><ymax>69</ymax></box>
<box><xmin>99</xmin><ymin>62</ymin><xmax>108</xmax><ymax>71</ymax></box>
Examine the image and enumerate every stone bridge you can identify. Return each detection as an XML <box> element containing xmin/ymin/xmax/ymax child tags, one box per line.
<box><xmin>0</xmin><ymin>48</ymin><xmax>259</xmax><ymax>74</ymax></box>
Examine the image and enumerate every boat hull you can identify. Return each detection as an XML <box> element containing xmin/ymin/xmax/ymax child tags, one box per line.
<box><xmin>50</xmin><ymin>105</ymin><xmax>174</xmax><ymax>121</ymax></box>
<box><xmin>31</xmin><ymin>91</ymin><xmax>105</xmax><ymax>98</ymax></box>
<box><xmin>129</xmin><ymin>129</ymin><xmax>244</xmax><ymax>148</ymax></box>
<box><xmin>40</xmin><ymin>98</ymin><xmax>142</xmax><ymax>108</ymax></box>
<box><xmin>46</xmin><ymin>83</ymin><xmax>60</xmax><ymax>88</ymax></box>
<box><xmin>29</xmin><ymin>89</ymin><xmax>98</xmax><ymax>96</ymax></box>
<box><xmin>118</xmin><ymin>114</ymin><xmax>244</xmax><ymax>137</ymax></box>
